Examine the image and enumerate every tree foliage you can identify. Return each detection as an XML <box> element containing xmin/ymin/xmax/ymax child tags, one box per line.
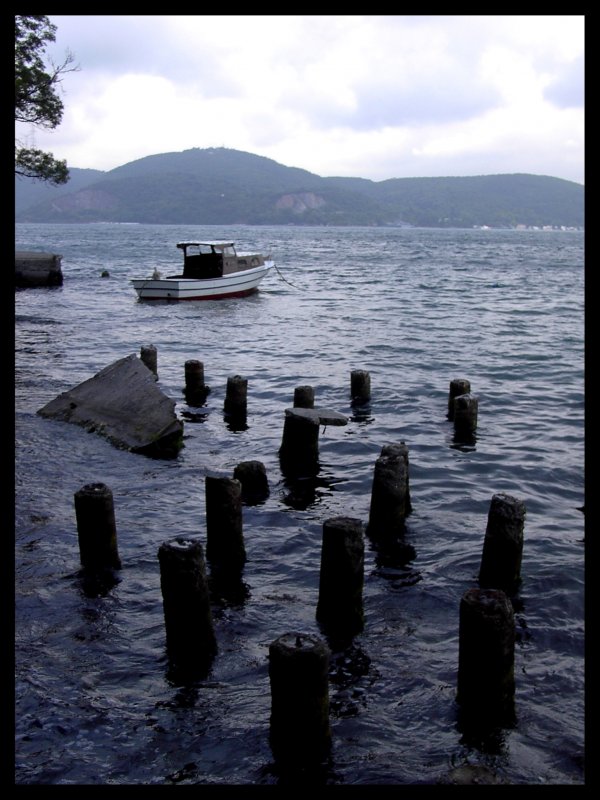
<box><xmin>15</xmin><ymin>15</ymin><xmax>76</xmax><ymax>184</ymax></box>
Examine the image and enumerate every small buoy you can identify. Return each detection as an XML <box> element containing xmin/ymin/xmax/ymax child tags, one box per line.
<box><xmin>101</xmin><ymin>270</ymin><xmax>110</xmax><ymax>278</ymax></box>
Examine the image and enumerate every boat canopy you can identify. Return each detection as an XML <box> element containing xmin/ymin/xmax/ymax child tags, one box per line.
<box><xmin>177</xmin><ymin>241</ymin><xmax>235</xmax><ymax>250</ymax></box>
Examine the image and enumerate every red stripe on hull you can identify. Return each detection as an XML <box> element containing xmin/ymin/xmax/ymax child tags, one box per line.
<box><xmin>140</xmin><ymin>287</ymin><xmax>259</xmax><ymax>301</ymax></box>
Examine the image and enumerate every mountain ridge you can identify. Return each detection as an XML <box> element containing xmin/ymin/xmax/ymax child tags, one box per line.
<box><xmin>15</xmin><ymin>147</ymin><xmax>584</xmax><ymax>228</ymax></box>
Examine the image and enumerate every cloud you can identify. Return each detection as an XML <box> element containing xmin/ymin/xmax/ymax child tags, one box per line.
<box><xmin>544</xmin><ymin>54</ymin><xmax>585</xmax><ymax>108</ymax></box>
<box><xmin>23</xmin><ymin>14</ymin><xmax>583</xmax><ymax>184</ymax></box>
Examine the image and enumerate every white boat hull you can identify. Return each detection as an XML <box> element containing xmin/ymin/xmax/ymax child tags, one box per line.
<box><xmin>132</xmin><ymin>261</ymin><xmax>274</xmax><ymax>301</ymax></box>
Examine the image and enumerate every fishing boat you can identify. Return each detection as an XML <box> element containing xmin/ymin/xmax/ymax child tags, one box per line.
<box><xmin>131</xmin><ymin>241</ymin><xmax>274</xmax><ymax>301</ymax></box>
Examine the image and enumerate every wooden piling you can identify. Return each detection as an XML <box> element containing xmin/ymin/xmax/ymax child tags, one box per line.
<box><xmin>367</xmin><ymin>442</ymin><xmax>411</xmax><ymax>540</ymax></box>
<box><xmin>233</xmin><ymin>460</ymin><xmax>269</xmax><ymax>503</ymax></box>
<box><xmin>457</xmin><ymin>588</ymin><xmax>515</xmax><ymax>724</ymax></box>
<box><xmin>279</xmin><ymin>408</ymin><xmax>320</xmax><ymax>474</ymax></box>
<box><xmin>140</xmin><ymin>344</ymin><xmax>158</xmax><ymax>377</ymax></box>
<box><xmin>479</xmin><ymin>493</ymin><xmax>526</xmax><ymax>592</ymax></box>
<box><xmin>158</xmin><ymin>537</ymin><xmax>216</xmax><ymax>673</ymax></box>
<box><xmin>448</xmin><ymin>379</ymin><xmax>471</xmax><ymax>420</ymax></box>
<box><xmin>316</xmin><ymin>517</ymin><xmax>364</xmax><ymax>639</ymax></box>
<box><xmin>380</xmin><ymin>442</ymin><xmax>412</xmax><ymax>514</ymax></box>
<box><xmin>224</xmin><ymin>374</ymin><xmax>247</xmax><ymax>417</ymax></box>
<box><xmin>74</xmin><ymin>483</ymin><xmax>121</xmax><ymax>570</ymax></box>
<box><xmin>453</xmin><ymin>393</ymin><xmax>478</xmax><ymax>434</ymax></box>
<box><xmin>268</xmin><ymin>632</ymin><xmax>332</xmax><ymax>766</ymax></box>
<box><xmin>293</xmin><ymin>385</ymin><xmax>315</xmax><ymax>408</ymax></box>
<box><xmin>205</xmin><ymin>476</ymin><xmax>245</xmax><ymax>574</ymax></box>
<box><xmin>351</xmin><ymin>370</ymin><xmax>371</xmax><ymax>404</ymax></box>
<box><xmin>184</xmin><ymin>359</ymin><xmax>210</xmax><ymax>405</ymax></box>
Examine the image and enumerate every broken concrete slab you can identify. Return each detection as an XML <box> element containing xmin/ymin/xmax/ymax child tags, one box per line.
<box><xmin>285</xmin><ymin>407</ymin><xmax>348</xmax><ymax>426</ymax></box>
<box><xmin>37</xmin><ymin>354</ymin><xmax>184</xmax><ymax>458</ymax></box>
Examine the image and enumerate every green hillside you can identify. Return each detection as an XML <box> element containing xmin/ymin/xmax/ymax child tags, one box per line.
<box><xmin>15</xmin><ymin>167</ymin><xmax>105</xmax><ymax>214</ymax></box>
<box><xmin>15</xmin><ymin>147</ymin><xmax>584</xmax><ymax>228</ymax></box>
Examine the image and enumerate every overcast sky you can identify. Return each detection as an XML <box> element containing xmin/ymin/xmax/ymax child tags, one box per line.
<box><xmin>19</xmin><ymin>14</ymin><xmax>585</xmax><ymax>184</ymax></box>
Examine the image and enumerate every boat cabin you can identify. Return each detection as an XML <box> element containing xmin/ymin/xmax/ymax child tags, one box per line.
<box><xmin>176</xmin><ymin>241</ymin><xmax>263</xmax><ymax>279</ymax></box>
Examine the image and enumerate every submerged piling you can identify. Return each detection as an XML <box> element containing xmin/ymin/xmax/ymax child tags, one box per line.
<box><xmin>233</xmin><ymin>460</ymin><xmax>269</xmax><ymax>503</ymax></box>
<box><xmin>184</xmin><ymin>359</ymin><xmax>210</xmax><ymax>405</ymax></box>
<box><xmin>367</xmin><ymin>442</ymin><xmax>412</xmax><ymax>540</ymax></box>
<box><xmin>140</xmin><ymin>344</ymin><xmax>158</xmax><ymax>378</ymax></box>
<box><xmin>224</xmin><ymin>375</ymin><xmax>247</xmax><ymax>417</ymax></box>
<box><xmin>158</xmin><ymin>537</ymin><xmax>216</xmax><ymax>674</ymax></box>
<box><xmin>447</xmin><ymin>379</ymin><xmax>471</xmax><ymax>420</ymax></box>
<box><xmin>479</xmin><ymin>493</ymin><xmax>526</xmax><ymax>592</ymax></box>
<box><xmin>351</xmin><ymin>370</ymin><xmax>371</xmax><ymax>404</ymax></box>
<box><xmin>293</xmin><ymin>385</ymin><xmax>315</xmax><ymax>409</ymax></box>
<box><xmin>316</xmin><ymin>517</ymin><xmax>364</xmax><ymax>639</ymax></box>
<box><xmin>205</xmin><ymin>476</ymin><xmax>245</xmax><ymax>574</ymax></box>
<box><xmin>457</xmin><ymin>588</ymin><xmax>515</xmax><ymax>724</ymax></box>
<box><xmin>453</xmin><ymin>393</ymin><xmax>478</xmax><ymax>434</ymax></box>
<box><xmin>268</xmin><ymin>632</ymin><xmax>332</xmax><ymax>766</ymax></box>
<box><xmin>74</xmin><ymin>483</ymin><xmax>121</xmax><ymax>571</ymax></box>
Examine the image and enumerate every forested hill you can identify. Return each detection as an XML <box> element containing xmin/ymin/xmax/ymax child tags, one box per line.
<box><xmin>15</xmin><ymin>147</ymin><xmax>584</xmax><ymax>229</ymax></box>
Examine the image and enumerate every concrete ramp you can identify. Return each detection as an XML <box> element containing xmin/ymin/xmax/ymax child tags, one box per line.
<box><xmin>16</xmin><ymin>251</ymin><xmax>63</xmax><ymax>287</ymax></box>
<box><xmin>37</xmin><ymin>354</ymin><xmax>184</xmax><ymax>458</ymax></box>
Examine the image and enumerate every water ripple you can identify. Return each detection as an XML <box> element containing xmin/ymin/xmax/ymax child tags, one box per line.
<box><xmin>15</xmin><ymin>224</ymin><xmax>584</xmax><ymax>785</ymax></box>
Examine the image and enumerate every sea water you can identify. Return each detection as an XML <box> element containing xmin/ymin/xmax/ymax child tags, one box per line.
<box><xmin>14</xmin><ymin>224</ymin><xmax>584</xmax><ymax>785</ymax></box>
